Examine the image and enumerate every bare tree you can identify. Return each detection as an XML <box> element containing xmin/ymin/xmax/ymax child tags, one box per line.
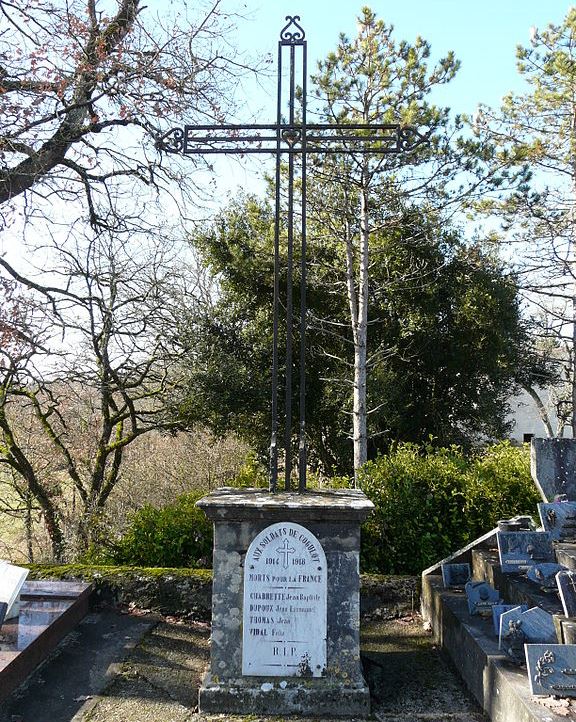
<box><xmin>0</xmin><ymin>0</ymin><xmax>259</xmax><ymax>560</ymax></box>
<box><xmin>0</xmin><ymin>232</ymin><xmax>205</xmax><ymax>560</ymax></box>
<box><xmin>0</xmin><ymin>0</ymin><xmax>259</xmax><ymax>245</ymax></box>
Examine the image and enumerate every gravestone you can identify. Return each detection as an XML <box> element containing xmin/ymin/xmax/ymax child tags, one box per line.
<box><xmin>525</xmin><ymin>644</ymin><xmax>576</xmax><ymax>696</ymax></box>
<box><xmin>500</xmin><ymin>616</ymin><xmax>526</xmax><ymax>663</ymax></box>
<box><xmin>465</xmin><ymin>581</ymin><xmax>501</xmax><ymax>615</ymax></box>
<box><xmin>441</xmin><ymin>562</ymin><xmax>470</xmax><ymax>588</ymax></box>
<box><xmin>538</xmin><ymin>501</ymin><xmax>576</xmax><ymax>541</ymax></box>
<box><xmin>556</xmin><ymin>570</ymin><xmax>576</xmax><ymax>618</ymax></box>
<box><xmin>498</xmin><ymin>607</ymin><xmax>556</xmax><ymax>650</ymax></box>
<box><xmin>526</xmin><ymin>563</ymin><xmax>566</xmax><ymax>590</ymax></box>
<box><xmin>496</xmin><ymin>530</ymin><xmax>554</xmax><ymax>573</ymax></box>
<box><xmin>196</xmin><ymin>488</ymin><xmax>374</xmax><ymax>717</ymax></box>
<box><xmin>492</xmin><ymin>604</ymin><xmax>527</xmax><ymax>636</ymax></box>
<box><xmin>531</xmin><ymin>438</ymin><xmax>576</xmax><ymax>502</ymax></box>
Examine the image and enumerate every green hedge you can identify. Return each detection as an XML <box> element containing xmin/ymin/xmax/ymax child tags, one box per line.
<box><xmin>103</xmin><ymin>491</ymin><xmax>213</xmax><ymax>568</ymax></box>
<box><xmin>93</xmin><ymin>442</ymin><xmax>539</xmax><ymax>574</ymax></box>
<box><xmin>359</xmin><ymin>441</ymin><xmax>540</xmax><ymax>574</ymax></box>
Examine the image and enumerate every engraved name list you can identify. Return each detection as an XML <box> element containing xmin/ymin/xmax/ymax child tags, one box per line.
<box><xmin>242</xmin><ymin>521</ymin><xmax>327</xmax><ymax>677</ymax></box>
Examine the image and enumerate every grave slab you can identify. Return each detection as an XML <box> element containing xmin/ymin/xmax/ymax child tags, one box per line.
<box><xmin>498</xmin><ymin>606</ymin><xmax>556</xmax><ymax>651</ymax></box>
<box><xmin>556</xmin><ymin>570</ymin><xmax>576</xmax><ymax>617</ymax></box>
<box><xmin>196</xmin><ymin>487</ymin><xmax>374</xmax><ymax>717</ymax></box>
<box><xmin>525</xmin><ymin>643</ymin><xmax>576</xmax><ymax>696</ymax></box>
<box><xmin>538</xmin><ymin>501</ymin><xmax>576</xmax><ymax>541</ymax></box>
<box><xmin>0</xmin><ymin>580</ymin><xmax>92</xmax><ymax>702</ymax></box>
<box><xmin>525</xmin><ymin>562</ymin><xmax>566</xmax><ymax>590</ymax></box>
<box><xmin>441</xmin><ymin>562</ymin><xmax>471</xmax><ymax>588</ymax></box>
<box><xmin>492</xmin><ymin>604</ymin><xmax>527</xmax><ymax>636</ymax></box>
<box><xmin>496</xmin><ymin>530</ymin><xmax>554</xmax><ymax>573</ymax></box>
<box><xmin>421</xmin><ymin>574</ymin><xmax>575</xmax><ymax>722</ymax></box>
<box><xmin>465</xmin><ymin>580</ymin><xmax>501</xmax><ymax>615</ymax></box>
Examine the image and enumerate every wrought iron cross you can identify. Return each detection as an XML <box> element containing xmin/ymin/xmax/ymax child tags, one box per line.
<box><xmin>157</xmin><ymin>16</ymin><xmax>428</xmax><ymax>494</ymax></box>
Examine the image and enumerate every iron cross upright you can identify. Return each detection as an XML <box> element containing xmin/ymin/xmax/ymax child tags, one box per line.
<box><xmin>157</xmin><ymin>16</ymin><xmax>428</xmax><ymax>495</ymax></box>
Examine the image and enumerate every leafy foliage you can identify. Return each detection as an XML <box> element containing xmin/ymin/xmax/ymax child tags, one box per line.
<box><xmin>183</xmin><ymin>194</ymin><xmax>539</xmax><ymax>473</ymax></box>
<box><xmin>180</xmin><ymin>10</ymin><xmax>543</xmax><ymax>475</ymax></box>
<box><xmin>95</xmin><ymin>442</ymin><xmax>539</xmax><ymax>574</ymax></box>
<box><xmin>468</xmin><ymin>8</ymin><xmax>576</xmax><ymax>434</ymax></box>
<box><xmin>359</xmin><ymin>442</ymin><xmax>540</xmax><ymax>574</ymax></box>
<box><xmin>106</xmin><ymin>492</ymin><xmax>213</xmax><ymax>568</ymax></box>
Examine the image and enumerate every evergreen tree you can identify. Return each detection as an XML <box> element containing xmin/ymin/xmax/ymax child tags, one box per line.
<box><xmin>470</xmin><ymin>8</ymin><xmax>576</xmax><ymax>434</ymax></box>
<box><xmin>182</xmin><ymin>193</ymin><xmax>536</xmax><ymax>475</ymax></box>
<box><xmin>304</xmin><ymin>7</ymin><xmax>462</xmax><ymax>477</ymax></box>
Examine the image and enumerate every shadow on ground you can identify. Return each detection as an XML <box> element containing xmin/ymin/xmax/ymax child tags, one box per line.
<box><xmin>3</xmin><ymin>612</ymin><xmax>488</xmax><ymax>722</ymax></box>
<box><xmin>361</xmin><ymin>615</ymin><xmax>487</xmax><ymax>721</ymax></box>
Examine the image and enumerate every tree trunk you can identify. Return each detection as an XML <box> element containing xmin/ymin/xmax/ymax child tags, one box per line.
<box><xmin>570</xmin><ymin>106</ymin><xmax>576</xmax><ymax>436</ymax></box>
<box><xmin>524</xmin><ymin>385</ymin><xmax>554</xmax><ymax>438</ymax></box>
<box><xmin>353</xmin><ymin>181</ymin><xmax>370</xmax><ymax>483</ymax></box>
<box><xmin>0</xmin><ymin>404</ymin><xmax>65</xmax><ymax>561</ymax></box>
<box><xmin>25</xmin><ymin>491</ymin><xmax>34</xmax><ymax>564</ymax></box>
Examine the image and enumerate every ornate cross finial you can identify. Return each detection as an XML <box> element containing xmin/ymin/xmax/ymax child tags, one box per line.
<box><xmin>280</xmin><ymin>15</ymin><xmax>305</xmax><ymax>43</ymax></box>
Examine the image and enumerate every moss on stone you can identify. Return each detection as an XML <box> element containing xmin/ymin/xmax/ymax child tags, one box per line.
<box><xmin>25</xmin><ymin>564</ymin><xmax>213</xmax><ymax>620</ymax></box>
<box><xmin>23</xmin><ymin>564</ymin><xmax>418</xmax><ymax>623</ymax></box>
<box><xmin>25</xmin><ymin>563</ymin><xmax>213</xmax><ymax>582</ymax></box>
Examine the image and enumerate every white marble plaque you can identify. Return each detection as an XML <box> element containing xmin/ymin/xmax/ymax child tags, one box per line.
<box><xmin>242</xmin><ymin>521</ymin><xmax>327</xmax><ymax>677</ymax></box>
<box><xmin>0</xmin><ymin>562</ymin><xmax>29</xmax><ymax>619</ymax></box>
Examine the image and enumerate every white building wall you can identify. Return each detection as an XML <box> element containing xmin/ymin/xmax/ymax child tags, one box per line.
<box><xmin>506</xmin><ymin>388</ymin><xmax>573</xmax><ymax>443</ymax></box>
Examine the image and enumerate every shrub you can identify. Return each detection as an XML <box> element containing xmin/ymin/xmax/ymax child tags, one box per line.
<box><xmin>359</xmin><ymin>441</ymin><xmax>539</xmax><ymax>574</ymax></box>
<box><xmin>464</xmin><ymin>441</ymin><xmax>540</xmax><ymax>539</ymax></box>
<box><xmin>231</xmin><ymin>451</ymin><xmax>268</xmax><ymax>488</ymax></box>
<box><xmin>94</xmin><ymin>442</ymin><xmax>539</xmax><ymax>574</ymax></box>
<box><xmin>106</xmin><ymin>491</ymin><xmax>213</xmax><ymax>568</ymax></box>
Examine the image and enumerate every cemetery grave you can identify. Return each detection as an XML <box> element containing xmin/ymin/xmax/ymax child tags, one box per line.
<box><xmin>0</xmin><ymin>562</ymin><xmax>92</xmax><ymax>703</ymax></box>
<box><xmin>4</xmin><ymin>12</ymin><xmax>575</xmax><ymax>721</ymax></box>
<box><xmin>422</xmin><ymin>437</ymin><xmax>576</xmax><ymax>722</ymax></box>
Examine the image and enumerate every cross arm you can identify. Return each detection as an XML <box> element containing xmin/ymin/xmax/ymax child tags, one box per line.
<box><xmin>155</xmin><ymin>122</ymin><xmax>430</xmax><ymax>156</ymax></box>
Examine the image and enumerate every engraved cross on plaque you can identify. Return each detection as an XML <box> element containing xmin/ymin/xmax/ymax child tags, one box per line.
<box><xmin>276</xmin><ymin>538</ymin><xmax>296</xmax><ymax>569</ymax></box>
<box><xmin>156</xmin><ymin>16</ymin><xmax>429</xmax><ymax>493</ymax></box>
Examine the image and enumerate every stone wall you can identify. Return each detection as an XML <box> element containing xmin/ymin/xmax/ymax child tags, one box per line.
<box><xmin>26</xmin><ymin>565</ymin><xmax>418</xmax><ymax>621</ymax></box>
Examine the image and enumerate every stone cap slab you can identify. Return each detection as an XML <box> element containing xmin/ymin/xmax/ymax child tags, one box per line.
<box><xmin>196</xmin><ymin>487</ymin><xmax>374</xmax><ymax>522</ymax></box>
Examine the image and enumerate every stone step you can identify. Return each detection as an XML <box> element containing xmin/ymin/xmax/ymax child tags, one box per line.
<box><xmin>421</xmin><ymin>573</ymin><xmax>575</xmax><ymax>722</ymax></box>
<box><xmin>471</xmin><ymin>547</ymin><xmax>562</xmax><ymax>615</ymax></box>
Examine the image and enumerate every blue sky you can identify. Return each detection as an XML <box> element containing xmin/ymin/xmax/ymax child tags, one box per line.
<box><xmin>230</xmin><ymin>1</ymin><xmax>573</xmax><ymax>115</ymax></box>
<box><xmin>192</xmin><ymin>1</ymin><xmax>573</xmax><ymax>200</ymax></box>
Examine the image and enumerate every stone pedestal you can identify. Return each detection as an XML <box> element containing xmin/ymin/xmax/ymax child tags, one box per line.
<box><xmin>196</xmin><ymin>487</ymin><xmax>374</xmax><ymax>717</ymax></box>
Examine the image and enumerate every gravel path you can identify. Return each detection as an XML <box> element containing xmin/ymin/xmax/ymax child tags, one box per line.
<box><xmin>3</xmin><ymin>612</ymin><xmax>487</xmax><ymax>722</ymax></box>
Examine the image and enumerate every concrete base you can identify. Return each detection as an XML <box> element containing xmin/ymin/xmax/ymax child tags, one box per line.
<box><xmin>422</xmin><ymin>575</ymin><xmax>556</xmax><ymax>722</ymax></box>
<box><xmin>196</xmin><ymin>487</ymin><xmax>374</xmax><ymax>717</ymax></box>
<box><xmin>198</xmin><ymin>670</ymin><xmax>370</xmax><ymax>717</ymax></box>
